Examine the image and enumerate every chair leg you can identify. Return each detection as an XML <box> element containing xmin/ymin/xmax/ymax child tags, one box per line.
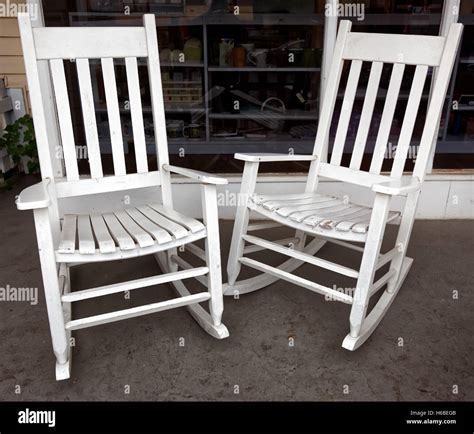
<box><xmin>227</xmin><ymin>161</ymin><xmax>259</xmax><ymax>286</ymax></box>
<box><xmin>386</xmin><ymin>192</ymin><xmax>419</xmax><ymax>294</ymax></box>
<box><xmin>166</xmin><ymin>247</ymin><xmax>179</xmax><ymax>273</ymax></box>
<box><xmin>33</xmin><ymin>208</ymin><xmax>70</xmax><ymax>380</ymax></box>
<box><xmin>202</xmin><ymin>184</ymin><xmax>224</xmax><ymax>326</ymax></box>
<box><xmin>154</xmin><ymin>252</ymin><xmax>229</xmax><ymax>339</ymax></box>
<box><xmin>348</xmin><ymin>194</ymin><xmax>390</xmax><ymax>340</ymax></box>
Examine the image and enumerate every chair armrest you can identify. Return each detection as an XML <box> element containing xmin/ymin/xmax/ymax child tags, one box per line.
<box><xmin>372</xmin><ymin>177</ymin><xmax>421</xmax><ymax>196</ymax></box>
<box><xmin>234</xmin><ymin>153</ymin><xmax>318</xmax><ymax>163</ymax></box>
<box><xmin>163</xmin><ymin>164</ymin><xmax>228</xmax><ymax>185</ymax></box>
<box><xmin>16</xmin><ymin>179</ymin><xmax>51</xmax><ymax>210</ymax></box>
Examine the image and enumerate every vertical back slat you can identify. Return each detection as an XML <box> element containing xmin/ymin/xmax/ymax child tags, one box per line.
<box><xmin>391</xmin><ymin>65</ymin><xmax>428</xmax><ymax>178</ymax></box>
<box><xmin>125</xmin><ymin>57</ymin><xmax>148</xmax><ymax>173</ymax></box>
<box><xmin>76</xmin><ymin>58</ymin><xmax>103</xmax><ymax>178</ymax></box>
<box><xmin>143</xmin><ymin>14</ymin><xmax>172</xmax><ymax>206</ymax></box>
<box><xmin>349</xmin><ymin>61</ymin><xmax>383</xmax><ymax>170</ymax></box>
<box><xmin>330</xmin><ymin>59</ymin><xmax>362</xmax><ymax>166</ymax></box>
<box><xmin>101</xmin><ymin>58</ymin><xmax>126</xmax><ymax>176</ymax></box>
<box><xmin>50</xmin><ymin>59</ymin><xmax>79</xmax><ymax>181</ymax></box>
<box><xmin>369</xmin><ymin>63</ymin><xmax>405</xmax><ymax>174</ymax></box>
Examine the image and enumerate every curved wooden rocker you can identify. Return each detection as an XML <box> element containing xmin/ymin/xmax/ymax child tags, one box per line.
<box><xmin>16</xmin><ymin>14</ymin><xmax>228</xmax><ymax>380</ymax></box>
<box><xmin>225</xmin><ymin>21</ymin><xmax>463</xmax><ymax>350</ymax></box>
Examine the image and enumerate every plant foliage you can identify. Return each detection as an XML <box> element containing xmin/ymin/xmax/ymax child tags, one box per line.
<box><xmin>0</xmin><ymin>114</ymin><xmax>39</xmax><ymax>174</ymax></box>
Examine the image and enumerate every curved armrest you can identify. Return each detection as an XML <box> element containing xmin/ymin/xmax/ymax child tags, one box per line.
<box><xmin>16</xmin><ymin>179</ymin><xmax>51</xmax><ymax>210</ymax></box>
<box><xmin>234</xmin><ymin>153</ymin><xmax>318</xmax><ymax>163</ymax></box>
<box><xmin>372</xmin><ymin>177</ymin><xmax>421</xmax><ymax>196</ymax></box>
<box><xmin>163</xmin><ymin>164</ymin><xmax>228</xmax><ymax>185</ymax></box>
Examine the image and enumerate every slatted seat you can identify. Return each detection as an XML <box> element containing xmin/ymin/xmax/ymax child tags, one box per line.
<box><xmin>57</xmin><ymin>204</ymin><xmax>206</xmax><ymax>260</ymax></box>
<box><xmin>250</xmin><ymin>193</ymin><xmax>399</xmax><ymax>235</ymax></box>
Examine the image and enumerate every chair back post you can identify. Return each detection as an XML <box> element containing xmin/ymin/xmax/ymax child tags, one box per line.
<box><xmin>143</xmin><ymin>14</ymin><xmax>173</xmax><ymax>208</ymax></box>
<box><xmin>18</xmin><ymin>12</ymin><xmax>56</xmax><ymax>180</ymax></box>
<box><xmin>413</xmin><ymin>23</ymin><xmax>463</xmax><ymax>182</ymax></box>
<box><xmin>18</xmin><ymin>12</ymin><xmax>62</xmax><ymax>243</ymax></box>
<box><xmin>306</xmin><ymin>20</ymin><xmax>352</xmax><ymax>193</ymax></box>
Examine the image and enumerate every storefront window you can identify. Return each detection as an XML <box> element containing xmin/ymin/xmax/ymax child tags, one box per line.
<box><xmin>42</xmin><ymin>0</ymin><xmax>474</xmax><ymax>173</ymax></box>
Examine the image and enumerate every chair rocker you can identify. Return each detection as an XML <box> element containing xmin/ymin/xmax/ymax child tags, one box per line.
<box><xmin>16</xmin><ymin>13</ymin><xmax>228</xmax><ymax>380</ymax></box>
<box><xmin>226</xmin><ymin>20</ymin><xmax>462</xmax><ymax>350</ymax></box>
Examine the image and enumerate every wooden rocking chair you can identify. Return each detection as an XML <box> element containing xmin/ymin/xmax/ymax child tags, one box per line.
<box><xmin>16</xmin><ymin>13</ymin><xmax>228</xmax><ymax>380</ymax></box>
<box><xmin>226</xmin><ymin>21</ymin><xmax>462</xmax><ymax>350</ymax></box>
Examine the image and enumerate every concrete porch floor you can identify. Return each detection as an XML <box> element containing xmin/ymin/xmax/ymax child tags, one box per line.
<box><xmin>0</xmin><ymin>177</ymin><xmax>472</xmax><ymax>401</ymax></box>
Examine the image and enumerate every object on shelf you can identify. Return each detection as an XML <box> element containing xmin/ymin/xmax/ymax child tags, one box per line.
<box><xmin>259</xmin><ymin>97</ymin><xmax>286</xmax><ymax>130</ymax></box>
<box><xmin>287</xmin><ymin>85</ymin><xmax>310</xmax><ymax>111</ymax></box>
<box><xmin>163</xmin><ymin>80</ymin><xmax>202</xmax><ymax>104</ymax></box>
<box><xmin>232</xmin><ymin>47</ymin><xmax>247</xmax><ymax>67</ymax></box>
<box><xmin>167</xmin><ymin>120</ymin><xmax>203</xmax><ymax>139</ymax></box>
<box><xmin>167</xmin><ymin>120</ymin><xmax>185</xmax><ymax>138</ymax></box>
<box><xmin>247</xmin><ymin>48</ymin><xmax>269</xmax><ymax>68</ymax></box>
<box><xmin>184</xmin><ymin>123</ymin><xmax>202</xmax><ymax>139</ymax></box>
<box><xmin>241</xmin><ymin>43</ymin><xmax>254</xmax><ymax>55</ymax></box>
<box><xmin>206</xmin><ymin>85</ymin><xmax>226</xmax><ymax>113</ymax></box>
<box><xmin>219</xmin><ymin>38</ymin><xmax>234</xmax><ymax>67</ymax></box>
<box><xmin>183</xmin><ymin>38</ymin><xmax>203</xmax><ymax>62</ymax></box>
<box><xmin>170</xmin><ymin>49</ymin><xmax>183</xmax><ymax>62</ymax></box>
<box><xmin>271</xmin><ymin>39</ymin><xmax>304</xmax><ymax>67</ymax></box>
<box><xmin>459</xmin><ymin>95</ymin><xmax>474</xmax><ymax>108</ymax></box>
<box><xmin>230</xmin><ymin>89</ymin><xmax>264</xmax><ymax>108</ymax></box>
<box><xmin>212</xmin><ymin>130</ymin><xmax>239</xmax><ymax>137</ymax></box>
<box><xmin>245</xmin><ymin>133</ymin><xmax>267</xmax><ymax>139</ymax></box>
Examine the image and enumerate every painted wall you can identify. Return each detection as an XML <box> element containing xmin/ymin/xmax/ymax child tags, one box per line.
<box><xmin>0</xmin><ymin>0</ymin><xmax>29</xmax><ymax>108</ymax></box>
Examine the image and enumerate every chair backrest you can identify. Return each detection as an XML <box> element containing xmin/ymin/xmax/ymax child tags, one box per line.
<box><xmin>307</xmin><ymin>20</ymin><xmax>463</xmax><ymax>192</ymax></box>
<box><xmin>18</xmin><ymin>13</ymin><xmax>172</xmax><ymax>205</ymax></box>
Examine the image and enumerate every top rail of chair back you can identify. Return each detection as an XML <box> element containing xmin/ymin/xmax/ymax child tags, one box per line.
<box><xmin>18</xmin><ymin>13</ymin><xmax>152</xmax><ymax>60</ymax></box>
<box><xmin>339</xmin><ymin>20</ymin><xmax>462</xmax><ymax>67</ymax></box>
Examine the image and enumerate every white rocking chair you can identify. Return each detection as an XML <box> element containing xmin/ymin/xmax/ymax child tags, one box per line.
<box><xmin>226</xmin><ymin>21</ymin><xmax>462</xmax><ymax>350</ymax></box>
<box><xmin>16</xmin><ymin>13</ymin><xmax>228</xmax><ymax>380</ymax></box>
